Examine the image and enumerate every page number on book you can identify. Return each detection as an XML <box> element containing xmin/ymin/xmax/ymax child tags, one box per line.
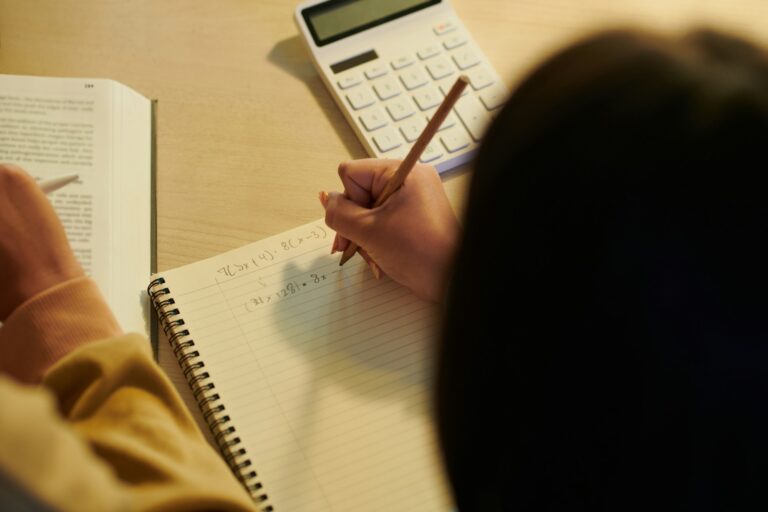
<box><xmin>84</xmin><ymin>83</ymin><xmax>94</xmax><ymax>88</ymax></box>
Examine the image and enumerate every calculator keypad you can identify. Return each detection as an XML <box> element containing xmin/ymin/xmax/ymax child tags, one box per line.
<box><xmin>364</xmin><ymin>64</ymin><xmax>388</xmax><ymax>80</ymax></box>
<box><xmin>400</xmin><ymin>68</ymin><xmax>429</xmax><ymax>91</ymax></box>
<box><xmin>337</xmin><ymin>74</ymin><xmax>361</xmax><ymax>90</ymax></box>
<box><xmin>399</xmin><ymin>117</ymin><xmax>427</xmax><ymax>143</ymax></box>
<box><xmin>454</xmin><ymin>95</ymin><xmax>491</xmax><ymax>142</ymax></box>
<box><xmin>420</xmin><ymin>142</ymin><xmax>444</xmax><ymax>162</ymax></box>
<box><xmin>440</xmin><ymin>126</ymin><xmax>471</xmax><ymax>153</ymax></box>
<box><xmin>373</xmin><ymin>77</ymin><xmax>400</xmax><ymax>101</ymax></box>
<box><xmin>359</xmin><ymin>109</ymin><xmax>388</xmax><ymax>132</ymax></box>
<box><xmin>333</xmin><ymin>20</ymin><xmax>508</xmax><ymax>167</ymax></box>
<box><xmin>346</xmin><ymin>88</ymin><xmax>375</xmax><ymax>110</ymax></box>
<box><xmin>452</xmin><ymin>48</ymin><xmax>481</xmax><ymax>70</ymax></box>
<box><xmin>386</xmin><ymin>96</ymin><xmax>416</xmax><ymax>121</ymax></box>
<box><xmin>373</xmin><ymin>128</ymin><xmax>402</xmax><ymax>152</ymax></box>
<box><xmin>412</xmin><ymin>87</ymin><xmax>442</xmax><ymax>111</ymax></box>
<box><xmin>417</xmin><ymin>44</ymin><xmax>441</xmax><ymax>60</ymax></box>
<box><xmin>391</xmin><ymin>55</ymin><xmax>414</xmax><ymax>70</ymax></box>
<box><xmin>426</xmin><ymin>57</ymin><xmax>454</xmax><ymax>80</ymax></box>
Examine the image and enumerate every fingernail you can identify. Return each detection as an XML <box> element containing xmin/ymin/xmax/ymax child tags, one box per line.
<box><xmin>331</xmin><ymin>236</ymin><xmax>338</xmax><ymax>254</ymax></box>
<box><xmin>369</xmin><ymin>261</ymin><xmax>381</xmax><ymax>280</ymax></box>
<box><xmin>319</xmin><ymin>191</ymin><xmax>329</xmax><ymax>208</ymax></box>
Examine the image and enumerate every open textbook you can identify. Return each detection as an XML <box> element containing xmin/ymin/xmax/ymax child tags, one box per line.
<box><xmin>149</xmin><ymin>220</ymin><xmax>454</xmax><ymax>511</ymax></box>
<box><xmin>0</xmin><ymin>74</ymin><xmax>155</xmax><ymax>336</ymax></box>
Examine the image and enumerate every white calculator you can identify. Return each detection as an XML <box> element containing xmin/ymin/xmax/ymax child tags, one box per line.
<box><xmin>294</xmin><ymin>0</ymin><xmax>508</xmax><ymax>173</ymax></box>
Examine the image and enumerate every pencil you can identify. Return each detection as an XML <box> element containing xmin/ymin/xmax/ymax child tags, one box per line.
<box><xmin>338</xmin><ymin>74</ymin><xmax>469</xmax><ymax>266</ymax></box>
<box><xmin>39</xmin><ymin>174</ymin><xmax>79</xmax><ymax>194</ymax></box>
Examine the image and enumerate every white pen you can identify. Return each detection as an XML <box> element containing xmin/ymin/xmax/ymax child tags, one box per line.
<box><xmin>38</xmin><ymin>174</ymin><xmax>80</xmax><ymax>194</ymax></box>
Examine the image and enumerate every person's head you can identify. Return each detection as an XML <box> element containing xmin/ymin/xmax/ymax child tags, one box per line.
<box><xmin>438</xmin><ymin>28</ymin><xmax>768</xmax><ymax>510</ymax></box>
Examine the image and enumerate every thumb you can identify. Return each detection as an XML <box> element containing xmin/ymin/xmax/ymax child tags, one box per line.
<box><xmin>321</xmin><ymin>191</ymin><xmax>372</xmax><ymax>247</ymax></box>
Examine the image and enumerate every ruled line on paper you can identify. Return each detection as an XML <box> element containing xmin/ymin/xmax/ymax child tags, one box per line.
<box><xmin>220</xmin><ymin>343</ymin><xmax>432</xmax><ymax>418</ymax></box>
<box><xmin>204</xmin><ymin>320</ymin><xmax>432</xmax><ymax>395</ymax></box>
<box><xmin>225</xmin><ymin>384</ymin><xmax>432</xmax><ymax>454</ymax></box>
<box><xmin>242</xmin><ymin>287</ymin><xmax>425</xmax><ymax>353</ymax></box>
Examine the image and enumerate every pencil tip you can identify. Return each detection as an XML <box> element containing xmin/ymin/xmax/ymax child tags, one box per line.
<box><xmin>339</xmin><ymin>251</ymin><xmax>353</xmax><ymax>266</ymax></box>
<box><xmin>369</xmin><ymin>262</ymin><xmax>381</xmax><ymax>280</ymax></box>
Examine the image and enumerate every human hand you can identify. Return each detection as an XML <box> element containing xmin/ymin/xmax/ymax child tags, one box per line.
<box><xmin>0</xmin><ymin>163</ymin><xmax>84</xmax><ymax>320</ymax></box>
<box><xmin>320</xmin><ymin>159</ymin><xmax>460</xmax><ymax>302</ymax></box>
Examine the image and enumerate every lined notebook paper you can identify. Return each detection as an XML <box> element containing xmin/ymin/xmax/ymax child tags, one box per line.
<box><xmin>149</xmin><ymin>219</ymin><xmax>453</xmax><ymax>511</ymax></box>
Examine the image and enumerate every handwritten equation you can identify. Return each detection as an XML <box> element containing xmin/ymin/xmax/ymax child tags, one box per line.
<box><xmin>216</xmin><ymin>225</ymin><xmax>329</xmax><ymax>279</ymax></box>
<box><xmin>244</xmin><ymin>269</ymin><xmax>341</xmax><ymax>312</ymax></box>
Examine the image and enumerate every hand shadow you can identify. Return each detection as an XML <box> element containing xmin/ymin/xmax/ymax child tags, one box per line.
<box><xmin>271</xmin><ymin>256</ymin><xmax>437</xmax><ymax>410</ymax></box>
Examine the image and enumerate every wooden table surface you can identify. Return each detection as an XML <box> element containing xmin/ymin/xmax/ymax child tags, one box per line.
<box><xmin>2</xmin><ymin>0</ymin><xmax>768</xmax><ymax>272</ymax></box>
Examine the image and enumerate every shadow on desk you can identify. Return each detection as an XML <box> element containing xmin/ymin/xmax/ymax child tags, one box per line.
<box><xmin>268</xmin><ymin>35</ymin><xmax>367</xmax><ymax>161</ymax></box>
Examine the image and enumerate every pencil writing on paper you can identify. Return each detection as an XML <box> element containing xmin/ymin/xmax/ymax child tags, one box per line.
<box><xmin>152</xmin><ymin>219</ymin><xmax>451</xmax><ymax>509</ymax></box>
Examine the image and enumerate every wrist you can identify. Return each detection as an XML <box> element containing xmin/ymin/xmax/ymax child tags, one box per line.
<box><xmin>0</xmin><ymin>276</ymin><xmax>121</xmax><ymax>383</ymax></box>
<box><xmin>0</xmin><ymin>258</ymin><xmax>84</xmax><ymax>322</ymax></box>
<box><xmin>417</xmin><ymin>221</ymin><xmax>460</xmax><ymax>303</ymax></box>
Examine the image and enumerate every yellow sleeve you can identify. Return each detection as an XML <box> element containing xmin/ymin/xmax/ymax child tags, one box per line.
<box><xmin>0</xmin><ymin>338</ymin><xmax>256</xmax><ymax>511</ymax></box>
<box><xmin>0</xmin><ymin>278</ymin><xmax>257</xmax><ymax>511</ymax></box>
<box><xmin>43</xmin><ymin>336</ymin><xmax>257</xmax><ymax>511</ymax></box>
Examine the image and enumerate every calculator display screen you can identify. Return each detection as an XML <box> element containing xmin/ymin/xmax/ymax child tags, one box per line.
<box><xmin>303</xmin><ymin>0</ymin><xmax>441</xmax><ymax>47</ymax></box>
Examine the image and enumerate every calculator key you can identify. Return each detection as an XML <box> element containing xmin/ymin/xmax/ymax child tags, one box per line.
<box><xmin>372</xmin><ymin>76</ymin><xmax>401</xmax><ymax>101</ymax></box>
<box><xmin>425</xmin><ymin>57</ymin><xmax>455</xmax><ymax>81</ymax></box>
<box><xmin>385</xmin><ymin>96</ymin><xmax>416</xmax><ymax>121</ymax></box>
<box><xmin>399</xmin><ymin>117</ymin><xmax>427</xmax><ymax>143</ymax></box>
<box><xmin>452</xmin><ymin>48</ymin><xmax>481</xmax><ymax>70</ymax></box>
<box><xmin>420</xmin><ymin>142</ymin><xmax>444</xmax><ymax>163</ymax></box>
<box><xmin>391</xmin><ymin>55</ymin><xmax>414</xmax><ymax>70</ymax></box>
<box><xmin>337</xmin><ymin>74</ymin><xmax>361</xmax><ymax>90</ymax></box>
<box><xmin>426</xmin><ymin>109</ymin><xmax>458</xmax><ymax>131</ymax></box>
<box><xmin>438</xmin><ymin>76</ymin><xmax>469</xmax><ymax>97</ymax></box>
<box><xmin>389</xmin><ymin>146</ymin><xmax>409</xmax><ymax>160</ymax></box>
<box><xmin>346</xmin><ymin>88</ymin><xmax>375</xmax><ymax>110</ymax></box>
<box><xmin>399</xmin><ymin>68</ymin><xmax>429</xmax><ymax>91</ymax></box>
<box><xmin>465</xmin><ymin>67</ymin><xmax>495</xmax><ymax>90</ymax></box>
<box><xmin>364</xmin><ymin>64</ymin><xmax>388</xmax><ymax>80</ymax></box>
<box><xmin>442</xmin><ymin>34</ymin><xmax>467</xmax><ymax>50</ymax></box>
<box><xmin>417</xmin><ymin>44</ymin><xmax>441</xmax><ymax>60</ymax></box>
<box><xmin>479</xmin><ymin>84</ymin><xmax>508</xmax><ymax>110</ymax></box>
<box><xmin>359</xmin><ymin>109</ymin><xmax>388</xmax><ymax>132</ymax></box>
<box><xmin>372</xmin><ymin>128</ymin><xmax>403</xmax><ymax>153</ymax></box>
<box><xmin>433</xmin><ymin>20</ymin><xmax>457</xmax><ymax>35</ymax></box>
<box><xmin>412</xmin><ymin>87</ymin><xmax>442</xmax><ymax>111</ymax></box>
<box><xmin>454</xmin><ymin>95</ymin><xmax>491</xmax><ymax>141</ymax></box>
<box><xmin>440</xmin><ymin>126</ymin><xmax>471</xmax><ymax>153</ymax></box>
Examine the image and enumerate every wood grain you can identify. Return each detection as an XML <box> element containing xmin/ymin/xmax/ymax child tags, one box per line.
<box><xmin>1</xmin><ymin>0</ymin><xmax>767</xmax><ymax>271</ymax></box>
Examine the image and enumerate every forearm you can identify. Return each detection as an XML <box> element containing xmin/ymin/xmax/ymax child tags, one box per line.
<box><xmin>0</xmin><ymin>276</ymin><xmax>121</xmax><ymax>383</ymax></box>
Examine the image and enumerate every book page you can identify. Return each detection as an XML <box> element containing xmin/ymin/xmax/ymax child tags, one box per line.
<box><xmin>155</xmin><ymin>220</ymin><xmax>453</xmax><ymax>511</ymax></box>
<box><xmin>0</xmin><ymin>74</ymin><xmax>152</xmax><ymax>335</ymax></box>
<box><xmin>107</xmin><ymin>81</ymin><xmax>153</xmax><ymax>337</ymax></box>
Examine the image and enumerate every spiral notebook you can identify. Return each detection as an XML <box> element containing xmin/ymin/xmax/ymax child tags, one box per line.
<box><xmin>148</xmin><ymin>219</ymin><xmax>453</xmax><ymax>511</ymax></box>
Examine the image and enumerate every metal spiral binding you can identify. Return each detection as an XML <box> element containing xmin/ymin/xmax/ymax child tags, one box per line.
<box><xmin>148</xmin><ymin>277</ymin><xmax>273</xmax><ymax>511</ymax></box>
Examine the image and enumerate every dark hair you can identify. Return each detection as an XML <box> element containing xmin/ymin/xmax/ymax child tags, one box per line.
<box><xmin>438</xmin><ymin>28</ymin><xmax>768</xmax><ymax>511</ymax></box>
